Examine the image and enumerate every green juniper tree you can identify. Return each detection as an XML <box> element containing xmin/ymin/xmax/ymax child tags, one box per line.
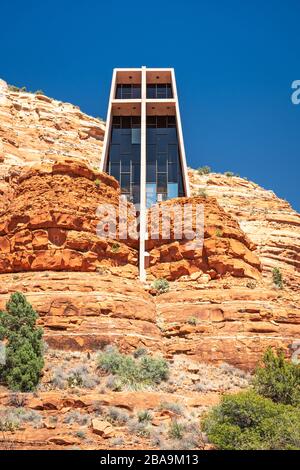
<box><xmin>0</xmin><ymin>292</ymin><xmax>44</xmax><ymax>392</ymax></box>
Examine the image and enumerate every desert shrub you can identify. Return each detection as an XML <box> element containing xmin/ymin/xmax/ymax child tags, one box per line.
<box><xmin>224</xmin><ymin>171</ymin><xmax>234</xmax><ymax>177</ymax></box>
<box><xmin>51</xmin><ymin>364</ymin><xmax>99</xmax><ymax>390</ymax></box>
<box><xmin>152</xmin><ymin>278</ymin><xmax>170</xmax><ymax>295</ymax></box>
<box><xmin>133</xmin><ymin>347</ymin><xmax>148</xmax><ymax>359</ymax></box>
<box><xmin>67</xmin><ymin>372</ymin><xmax>83</xmax><ymax>388</ymax></box>
<box><xmin>272</xmin><ymin>267</ymin><xmax>283</xmax><ymax>288</ymax></box>
<box><xmin>202</xmin><ymin>390</ymin><xmax>300</xmax><ymax>450</ymax></box>
<box><xmin>215</xmin><ymin>228</ymin><xmax>223</xmax><ymax>237</ymax></box>
<box><xmin>197</xmin><ymin>166</ymin><xmax>211</xmax><ymax>175</ymax></box>
<box><xmin>0</xmin><ymin>407</ymin><xmax>42</xmax><ymax>430</ymax></box>
<box><xmin>111</xmin><ymin>243</ymin><xmax>120</xmax><ymax>253</ymax></box>
<box><xmin>98</xmin><ymin>348</ymin><xmax>169</xmax><ymax>388</ymax></box>
<box><xmin>107</xmin><ymin>407</ymin><xmax>129</xmax><ymax>424</ymax></box>
<box><xmin>246</xmin><ymin>280</ymin><xmax>257</xmax><ymax>289</ymax></box>
<box><xmin>63</xmin><ymin>411</ymin><xmax>91</xmax><ymax>426</ymax></box>
<box><xmin>169</xmin><ymin>420</ymin><xmax>185</xmax><ymax>439</ymax></box>
<box><xmin>0</xmin><ymin>292</ymin><xmax>44</xmax><ymax>392</ymax></box>
<box><xmin>110</xmin><ymin>436</ymin><xmax>124</xmax><ymax>446</ymax></box>
<box><xmin>137</xmin><ymin>410</ymin><xmax>152</xmax><ymax>422</ymax></box>
<box><xmin>34</xmin><ymin>90</ymin><xmax>44</xmax><ymax>95</ymax></box>
<box><xmin>8</xmin><ymin>393</ymin><xmax>26</xmax><ymax>408</ymax></box>
<box><xmin>197</xmin><ymin>188</ymin><xmax>207</xmax><ymax>198</ymax></box>
<box><xmin>127</xmin><ymin>418</ymin><xmax>151</xmax><ymax>437</ymax></box>
<box><xmin>159</xmin><ymin>402</ymin><xmax>184</xmax><ymax>415</ymax></box>
<box><xmin>253</xmin><ymin>348</ymin><xmax>300</xmax><ymax>406</ymax></box>
<box><xmin>94</xmin><ymin>178</ymin><xmax>101</xmax><ymax>187</ymax></box>
<box><xmin>187</xmin><ymin>316</ymin><xmax>198</xmax><ymax>326</ymax></box>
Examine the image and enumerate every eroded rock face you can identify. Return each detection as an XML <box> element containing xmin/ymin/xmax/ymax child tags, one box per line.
<box><xmin>146</xmin><ymin>196</ymin><xmax>261</xmax><ymax>281</ymax></box>
<box><xmin>0</xmin><ymin>272</ymin><xmax>161</xmax><ymax>352</ymax></box>
<box><xmin>0</xmin><ymin>79</ymin><xmax>104</xmax><ymax>174</ymax></box>
<box><xmin>156</xmin><ymin>278</ymin><xmax>300</xmax><ymax>369</ymax></box>
<box><xmin>0</xmin><ymin>158</ymin><xmax>138</xmax><ymax>274</ymax></box>
<box><xmin>189</xmin><ymin>170</ymin><xmax>300</xmax><ymax>290</ymax></box>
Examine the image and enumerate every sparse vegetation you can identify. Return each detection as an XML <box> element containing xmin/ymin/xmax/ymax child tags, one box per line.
<box><xmin>0</xmin><ymin>407</ymin><xmax>42</xmax><ymax>430</ymax></box>
<box><xmin>197</xmin><ymin>166</ymin><xmax>211</xmax><ymax>175</ymax></box>
<box><xmin>107</xmin><ymin>407</ymin><xmax>129</xmax><ymax>424</ymax></box>
<box><xmin>224</xmin><ymin>171</ymin><xmax>236</xmax><ymax>177</ymax></box>
<box><xmin>0</xmin><ymin>292</ymin><xmax>44</xmax><ymax>392</ymax></box>
<box><xmin>187</xmin><ymin>317</ymin><xmax>198</xmax><ymax>326</ymax></box>
<box><xmin>51</xmin><ymin>364</ymin><xmax>100</xmax><ymax>390</ymax></box>
<box><xmin>133</xmin><ymin>347</ymin><xmax>148</xmax><ymax>359</ymax></box>
<box><xmin>63</xmin><ymin>411</ymin><xmax>91</xmax><ymax>426</ymax></box>
<box><xmin>94</xmin><ymin>178</ymin><xmax>101</xmax><ymax>187</ymax></box>
<box><xmin>159</xmin><ymin>402</ymin><xmax>184</xmax><ymax>415</ymax></box>
<box><xmin>97</xmin><ymin>347</ymin><xmax>169</xmax><ymax>389</ymax></box>
<box><xmin>138</xmin><ymin>410</ymin><xmax>152</xmax><ymax>423</ymax></box>
<box><xmin>272</xmin><ymin>267</ymin><xmax>283</xmax><ymax>289</ymax></box>
<box><xmin>152</xmin><ymin>278</ymin><xmax>170</xmax><ymax>295</ymax></box>
<box><xmin>215</xmin><ymin>228</ymin><xmax>223</xmax><ymax>237</ymax></box>
<box><xmin>253</xmin><ymin>348</ymin><xmax>300</xmax><ymax>406</ymax></box>
<box><xmin>169</xmin><ymin>420</ymin><xmax>185</xmax><ymax>439</ymax></box>
<box><xmin>246</xmin><ymin>280</ymin><xmax>257</xmax><ymax>289</ymax></box>
<box><xmin>34</xmin><ymin>90</ymin><xmax>44</xmax><ymax>95</ymax></box>
<box><xmin>197</xmin><ymin>188</ymin><xmax>207</xmax><ymax>198</ymax></box>
<box><xmin>111</xmin><ymin>242</ymin><xmax>120</xmax><ymax>253</ymax></box>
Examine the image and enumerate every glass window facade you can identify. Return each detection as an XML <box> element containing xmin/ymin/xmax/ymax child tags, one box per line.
<box><xmin>116</xmin><ymin>84</ymin><xmax>141</xmax><ymax>99</ymax></box>
<box><xmin>147</xmin><ymin>84</ymin><xmax>173</xmax><ymax>99</ymax></box>
<box><xmin>106</xmin><ymin>116</ymin><xmax>141</xmax><ymax>203</ymax></box>
<box><xmin>146</xmin><ymin>116</ymin><xmax>184</xmax><ymax>207</ymax></box>
<box><xmin>106</xmin><ymin>115</ymin><xmax>184</xmax><ymax>206</ymax></box>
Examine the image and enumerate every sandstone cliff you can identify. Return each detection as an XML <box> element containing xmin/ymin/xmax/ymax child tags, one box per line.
<box><xmin>0</xmin><ymin>81</ymin><xmax>299</xmax><ymax>449</ymax></box>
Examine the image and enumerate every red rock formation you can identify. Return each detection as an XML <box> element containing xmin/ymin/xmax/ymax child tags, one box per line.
<box><xmin>0</xmin><ymin>158</ymin><xmax>138</xmax><ymax>274</ymax></box>
<box><xmin>189</xmin><ymin>170</ymin><xmax>300</xmax><ymax>290</ymax></box>
<box><xmin>146</xmin><ymin>196</ymin><xmax>261</xmax><ymax>281</ymax></box>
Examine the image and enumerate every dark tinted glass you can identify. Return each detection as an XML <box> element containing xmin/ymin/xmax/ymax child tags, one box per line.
<box><xmin>116</xmin><ymin>84</ymin><xmax>141</xmax><ymax>99</ymax></box>
<box><xmin>157</xmin><ymin>173</ymin><xmax>167</xmax><ymax>193</ymax></box>
<box><xmin>146</xmin><ymin>84</ymin><xmax>173</xmax><ymax>99</ymax></box>
<box><xmin>121</xmin><ymin>173</ymin><xmax>130</xmax><ymax>192</ymax></box>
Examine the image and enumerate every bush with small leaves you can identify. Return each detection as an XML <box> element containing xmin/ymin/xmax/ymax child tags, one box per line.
<box><xmin>187</xmin><ymin>317</ymin><xmax>198</xmax><ymax>326</ymax></box>
<box><xmin>197</xmin><ymin>166</ymin><xmax>211</xmax><ymax>175</ymax></box>
<box><xmin>94</xmin><ymin>178</ymin><xmax>101</xmax><ymax>187</ymax></box>
<box><xmin>202</xmin><ymin>390</ymin><xmax>300</xmax><ymax>450</ymax></box>
<box><xmin>224</xmin><ymin>171</ymin><xmax>235</xmax><ymax>177</ymax></box>
<box><xmin>272</xmin><ymin>267</ymin><xmax>283</xmax><ymax>289</ymax></box>
<box><xmin>152</xmin><ymin>278</ymin><xmax>170</xmax><ymax>295</ymax></box>
<box><xmin>0</xmin><ymin>293</ymin><xmax>44</xmax><ymax>392</ymax></box>
<box><xmin>98</xmin><ymin>347</ymin><xmax>169</xmax><ymax>388</ymax></box>
<box><xmin>253</xmin><ymin>348</ymin><xmax>300</xmax><ymax>406</ymax></box>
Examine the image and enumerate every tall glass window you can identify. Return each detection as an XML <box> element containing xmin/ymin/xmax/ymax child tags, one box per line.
<box><xmin>106</xmin><ymin>116</ymin><xmax>141</xmax><ymax>204</ymax></box>
<box><xmin>116</xmin><ymin>84</ymin><xmax>141</xmax><ymax>99</ymax></box>
<box><xmin>147</xmin><ymin>84</ymin><xmax>173</xmax><ymax>99</ymax></box>
<box><xmin>146</xmin><ymin>116</ymin><xmax>184</xmax><ymax>207</ymax></box>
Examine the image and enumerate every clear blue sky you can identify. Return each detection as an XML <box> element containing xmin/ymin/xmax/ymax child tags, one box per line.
<box><xmin>1</xmin><ymin>0</ymin><xmax>300</xmax><ymax>210</ymax></box>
